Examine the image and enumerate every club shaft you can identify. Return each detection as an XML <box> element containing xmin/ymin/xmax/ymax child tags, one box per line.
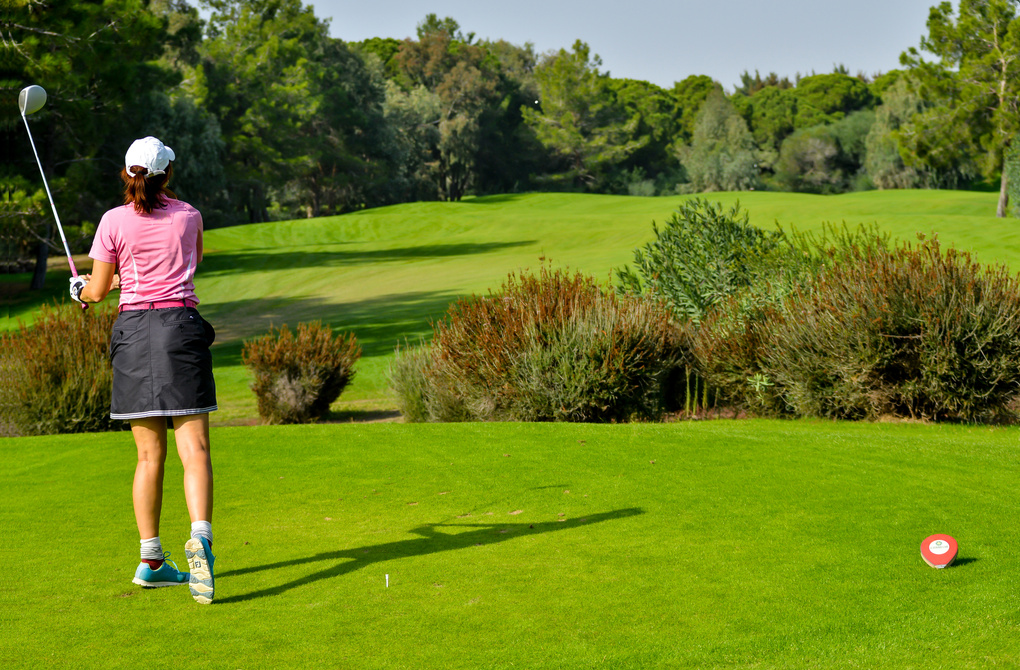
<box><xmin>21</xmin><ymin>112</ymin><xmax>79</xmax><ymax>278</ymax></box>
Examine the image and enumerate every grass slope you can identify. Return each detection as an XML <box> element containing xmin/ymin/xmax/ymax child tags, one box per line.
<box><xmin>7</xmin><ymin>190</ymin><xmax>1016</xmax><ymax>424</ymax></box>
<box><xmin>3</xmin><ymin>420</ymin><xmax>1019</xmax><ymax>668</ymax></box>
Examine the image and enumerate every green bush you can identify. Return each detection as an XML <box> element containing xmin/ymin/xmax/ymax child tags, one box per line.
<box><xmin>242</xmin><ymin>322</ymin><xmax>361</xmax><ymax>424</ymax></box>
<box><xmin>692</xmin><ymin>292</ymin><xmax>784</xmax><ymax>415</ymax></box>
<box><xmin>389</xmin><ymin>341</ymin><xmax>472</xmax><ymax>423</ymax></box>
<box><xmin>759</xmin><ymin>236</ymin><xmax>1020</xmax><ymax>422</ymax></box>
<box><xmin>1</xmin><ymin>302</ymin><xmax>122</xmax><ymax>435</ymax></box>
<box><xmin>389</xmin><ymin>267</ymin><xmax>690</xmax><ymax>422</ymax></box>
<box><xmin>692</xmin><ymin>224</ymin><xmax>889</xmax><ymax>414</ymax></box>
<box><xmin>616</xmin><ymin>198</ymin><xmax>783</xmax><ymax>324</ymax></box>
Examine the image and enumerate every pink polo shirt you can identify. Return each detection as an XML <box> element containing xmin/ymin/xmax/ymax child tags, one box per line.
<box><xmin>89</xmin><ymin>198</ymin><xmax>203</xmax><ymax>308</ymax></box>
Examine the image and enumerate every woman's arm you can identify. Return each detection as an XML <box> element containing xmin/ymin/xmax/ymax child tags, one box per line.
<box><xmin>79</xmin><ymin>260</ymin><xmax>119</xmax><ymax>304</ymax></box>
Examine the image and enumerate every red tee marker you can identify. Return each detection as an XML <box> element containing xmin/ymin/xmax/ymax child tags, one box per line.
<box><xmin>920</xmin><ymin>534</ymin><xmax>958</xmax><ymax>569</ymax></box>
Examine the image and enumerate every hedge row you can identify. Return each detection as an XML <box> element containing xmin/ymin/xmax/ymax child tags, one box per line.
<box><xmin>392</xmin><ymin>201</ymin><xmax>1020</xmax><ymax>424</ymax></box>
<box><xmin>390</xmin><ymin>267</ymin><xmax>690</xmax><ymax>422</ymax></box>
<box><xmin>697</xmin><ymin>235</ymin><xmax>1020</xmax><ymax>422</ymax></box>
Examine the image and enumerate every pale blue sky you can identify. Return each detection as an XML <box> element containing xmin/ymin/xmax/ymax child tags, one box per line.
<box><xmin>310</xmin><ymin>0</ymin><xmax>938</xmax><ymax>89</ymax></box>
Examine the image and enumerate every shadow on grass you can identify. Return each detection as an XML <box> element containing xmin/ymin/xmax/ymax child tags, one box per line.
<box><xmin>948</xmin><ymin>557</ymin><xmax>978</xmax><ymax>568</ymax></box>
<box><xmin>204</xmin><ymin>289</ymin><xmax>461</xmax><ymax>366</ymax></box>
<box><xmin>199</xmin><ymin>240</ymin><xmax>535</xmax><ymax>277</ymax></box>
<box><xmin>322</xmin><ymin>408</ymin><xmax>402</xmax><ymax>423</ymax></box>
<box><xmin>458</xmin><ymin>194</ymin><xmax>534</xmax><ymax>205</ymax></box>
<box><xmin>214</xmin><ymin>508</ymin><xmax>643</xmax><ymax>604</ymax></box>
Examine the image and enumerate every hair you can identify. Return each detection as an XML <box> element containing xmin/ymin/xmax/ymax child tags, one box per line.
<box><xmin>121</xmin><ymin>163</ymin><xmax>177</xmax><ymax>214</ymax></box>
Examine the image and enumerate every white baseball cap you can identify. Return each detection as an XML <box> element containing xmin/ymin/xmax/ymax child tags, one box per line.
<box><xmin>125</xmin><ymin>136</ymin><xmax>176</xmax><ymax>177</ymax></box>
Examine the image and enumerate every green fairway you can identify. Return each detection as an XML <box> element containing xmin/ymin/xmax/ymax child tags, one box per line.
<box><xmin>6</xmin><ymin>190</ymin><xmax>1015</xmax><ymax>424</ymax></box>
<box><xmin>3</xmin><ymin>420</ymin><xmax>1019</xmax><ymax>668</ymax></box>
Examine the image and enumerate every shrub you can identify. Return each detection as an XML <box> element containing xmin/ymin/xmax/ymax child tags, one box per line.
<box><xmin>0</xmin><ymin>346</ymin><xmax>19</xmax><ymax>437</ymax></box>
<box><xmin>616</xmin><ymin>198</ymin><xmax>783</xmax><ymax>324</ymax></box>
<box><xmin>388</xmin><ymin>343</ymin><xmax>431</xmax><ymax>423</ymax></box>
<box><xmin>737</xmin><ymin>236</ymin><xmax>1020</xmax><ymax>422</ymax></box>
<box><xmin>692</xmin><ymin>292</ymin><xmax>785</xmax><ymax>415</ymax></box>
<box><xmin>692</xmin><ymin>224</ymin><xmax>889</xmax><ymax>414</ymax></box>
<box><xmin>1</xmin><ymin>302</ymin><xmax>122</xmax><ymax>435</ymax></box>
<box><xmin>388</xmin><ymin>341</ymin><xmax>472</xmax><ymax>423</ymax></box>
<box><xmin>242</xmin><ymin>322</ymin><xmax>361</xmax><ymax>424</ymax></box>
<box><xmin>389</xmin><ymin>267</ymin><xmax>690</xmax><ymax>422</ymax></box>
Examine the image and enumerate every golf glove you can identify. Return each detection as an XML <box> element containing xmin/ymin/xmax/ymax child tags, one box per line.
<box><xmin>69</xmin><ymin>275</ymin><xmax>87</xmax><ymax>304</ymax></box>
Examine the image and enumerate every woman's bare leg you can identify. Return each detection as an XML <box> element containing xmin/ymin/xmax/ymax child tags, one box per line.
<box><xmin>173</xmin><ymin>414</ymin><xmax>213</xmax><ymax>523</ymax></box>
<box><xmin>131</xmin><ymin>418</ymin><xmax>169</xmax><ymax>539</ymax></box>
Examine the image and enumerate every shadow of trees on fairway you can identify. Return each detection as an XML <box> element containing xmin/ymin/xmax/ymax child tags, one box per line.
<box><xmin>457</xmin><ymin>194</ymin><xmax>533</xmax><ymax>206</ymax></box>
<box><xmin>203</xmin><ymin>289</ymin><xmax>463</xmax><ymax>364</ymax></box>
<box><xmin>199</xmin><ymin>240</ymin><xmax>536</xmax><ymax>277</ymax></box>
<box><xmin>214</xmin><ymin>508</ymin><xmax>643</xmax><ymax>604</ymax></box>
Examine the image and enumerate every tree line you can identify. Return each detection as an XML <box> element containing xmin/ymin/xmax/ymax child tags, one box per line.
<box><xmin>5</xmin><ymin>0</ymin><xmax>1020</xmax><ymax>289</ymax></box>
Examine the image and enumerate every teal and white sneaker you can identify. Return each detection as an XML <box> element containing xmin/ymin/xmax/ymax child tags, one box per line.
<box><xmin>132</xmin><ymin>553</ymin><xmax>190</xmax><ymax>588</ymax></box>
<box><xmin>185</xmin><ymin>536</ymin><xmax>215</xmax><ymax>604</ymax></box>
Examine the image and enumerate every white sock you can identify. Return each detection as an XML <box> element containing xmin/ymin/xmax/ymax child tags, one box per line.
<box><xmin>191</xmin><ymin>521</ymin><xmax>213</xmax><ymax>546</ymax></box>
<box><xmin>140</xmin><ymin>536</ymin><xmax>163</xmax><ymax>561</ymax></box>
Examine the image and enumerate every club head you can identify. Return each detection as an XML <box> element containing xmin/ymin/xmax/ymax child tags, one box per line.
<box><xmin>19</xmin><ymin>85</ymin><xmax>47</xmax><ymax>116</ymax></box>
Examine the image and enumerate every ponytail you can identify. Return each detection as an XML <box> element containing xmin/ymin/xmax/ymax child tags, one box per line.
<box><xmin>121</xmin><ymin>164</ymin><xmax>177</xmax><ymax>214</ymax></box>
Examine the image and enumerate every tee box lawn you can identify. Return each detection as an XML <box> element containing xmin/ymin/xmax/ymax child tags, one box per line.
<box><xmin>3</xmin><ymin>420</ymin><xmax>1020</xmax><ymax>668</ymax></box>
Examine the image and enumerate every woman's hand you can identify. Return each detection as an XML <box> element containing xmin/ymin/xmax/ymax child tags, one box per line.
<box><xmin>69</xmin><ymin>276</ymin><xmax>87</xmax><ymax>304</ymax></box>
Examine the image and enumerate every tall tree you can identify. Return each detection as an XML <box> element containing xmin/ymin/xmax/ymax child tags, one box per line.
<box><xmin>196</xmin><ymin>0</ymin><xmax>392</xmax><ymax>219</ymax></box>
<box><xmin>292</xmin><ymin>39</ymin><xmax>393</xmax><ymax>216</ymax></box>
<box><xmin>734</xmin><ymin>70</ymin><xmax>793</xmax><ymax>96</ymax></box>
<box><xmin>522</xmin><ymin>40</ymin><xmax>644</xmax><ymax>190</ymax></box>
<box><xmin>608</xmin><ymin>78</ymin><xmax>682</xmax><ymax>179</ymax></box>
<box><xmin>196</xmin><ymin>0</ymin><xmax>330</xmax><ymax>222</ymax></box>
<box><xmin>473</xmin><ymin>39</ymin><xmax>546</xmax><ymax>194</ymax></box>
<box><xmin>394</xmin><ymin>15</ymin><xmax>501</xmax><ymax>200</ymax></box>
<box><xmin>791</xmin><ymin>73</ymin><xmax>873</xmax><ymax>128</ymax></box>
<box><xmin>671</xmin><ymin>75</ymin><xmax>721</xmax><ymax>145</ymax></box>
<box><xmin>679</xmin><ymin>90</ymin><xmax>758</xmax><ymax>192</ymax></box>
<box><xmin>900</xmin><ymin>0</ymin><xmax>1020</xmax><ymax>216</ymax></box>
<box><xmin>381</xmin><ymin>81</ymin><xmax>443</xmax><ymax>201</ymax></box>
<box><xmin>732</xmin><ymin>85</ymin><xmax>798</xmax><ymax>173</ymax></box>
<box><xmin>865</xmin><ymin>78</ymin><xmax>925</xmax><ymax>189</ymax></box>
<box><xmin>352</xmin><ymin>37</ymin><xmax>403</xmax><ymax>80</ymax></box>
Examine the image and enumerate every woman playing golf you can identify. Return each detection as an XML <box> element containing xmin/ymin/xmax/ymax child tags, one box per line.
<box><xmin>75</xmin><ymin>137</ymin><xmax>217</xmax><ymax>605</ymax></box>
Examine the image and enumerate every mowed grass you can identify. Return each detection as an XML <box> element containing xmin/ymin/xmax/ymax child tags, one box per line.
<box><xmin>5</xmin><ymin>191</ymin><xmax>1020</xmax><ymax>667</ymax></box>
<box><xmin>5</xmin><ymin>190</ymin><xmax>1016</xmax><ymax>424</ymax></box>
<box><xmin>3</xmin><ymin>420</ymin><xmax>1020</xmax><ymax>668</ymax></box>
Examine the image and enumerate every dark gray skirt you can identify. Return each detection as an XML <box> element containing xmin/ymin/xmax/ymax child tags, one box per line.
<box><xmin>109</xmin><ymin>307</ymin><xmax>217</xmax><ymax>420</ymax></box>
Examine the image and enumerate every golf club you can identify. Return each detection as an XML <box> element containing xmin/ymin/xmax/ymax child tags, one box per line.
<box><xmin>19</xmin><ymin>84</ymin><xmax>88</xmax><ymax>310</ymax></box>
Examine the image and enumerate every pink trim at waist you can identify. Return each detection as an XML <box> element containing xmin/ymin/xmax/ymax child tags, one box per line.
<box><xmin>119</xmin><ymin>299</ymin><xmax>197</xmax><ymax>312</ymax></box>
